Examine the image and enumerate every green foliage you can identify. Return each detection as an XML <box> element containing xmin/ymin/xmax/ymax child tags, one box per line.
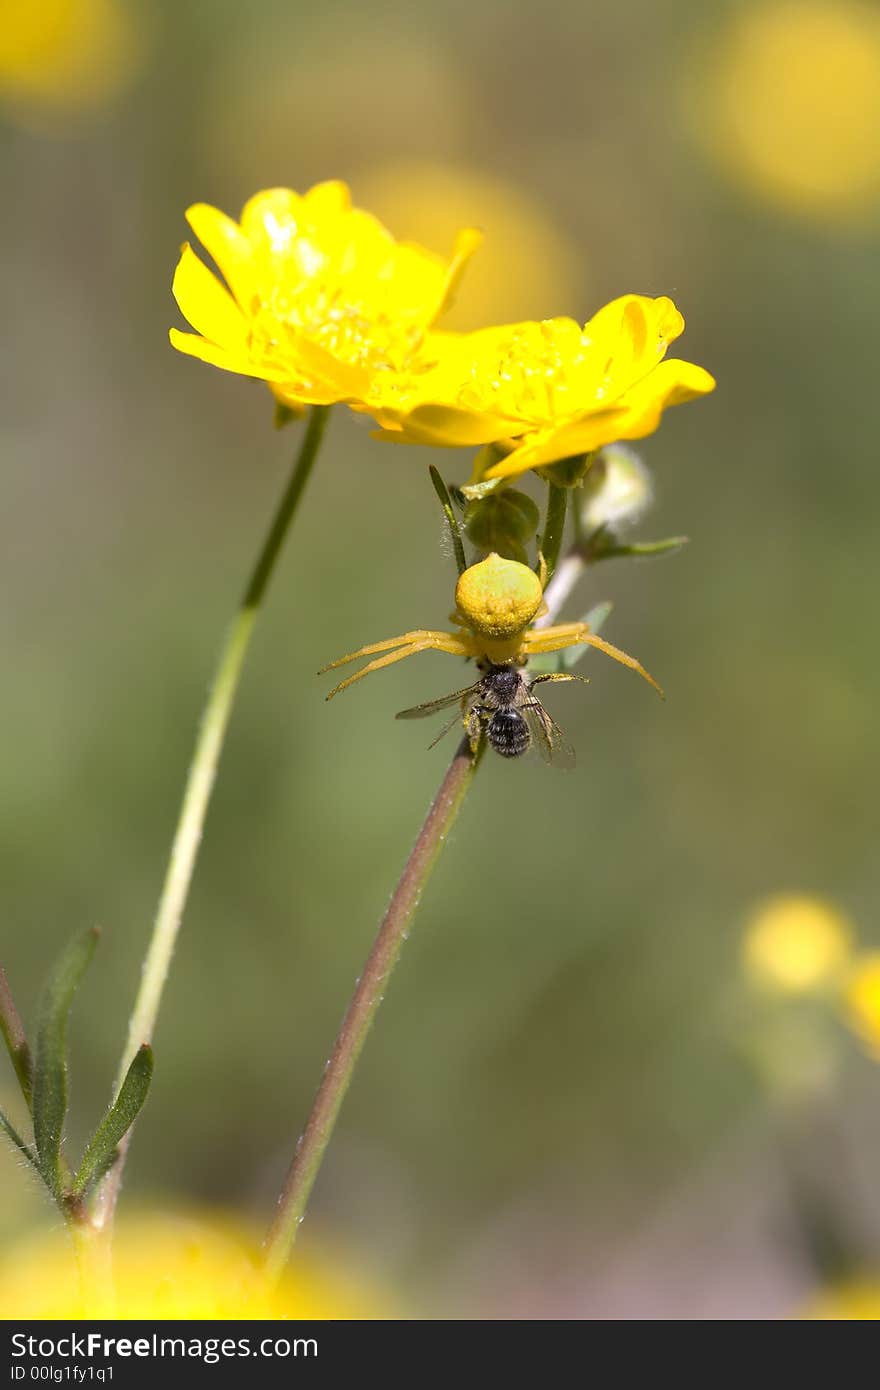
<box><xmin>72</xmin><ymin>1046</ymin><xmax>153</xmax><ymax>1199</ymax></box>
<box><xmin>0</xmin><ymin>1109</ymin><xmax>39</xmax><ymax>1174</ymax></box>
<box><xmin>1</xmin><ymin>931</ymin><xmax>153</xmax><ymax>1219</ymax></box>
<box><xmin>32</xmin><ymin>930</ymin><xmax>99</xmax><ymax>1199</ymax></box>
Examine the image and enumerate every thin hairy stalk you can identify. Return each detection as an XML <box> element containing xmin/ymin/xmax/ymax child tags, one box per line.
<box><xmin>0</xmin><ymin>966</ymin><xmax>33</xmax><ymax>1106</ymax></box>
<box><xmin>262</xmin><ymin>735</ymin><xmax>482</xmax><ymax>1283</ymax></box>
<box><xmin>539</xmin><ymin>481</ymin><xmax>568</xmax><ymax>582</ymax></box>
<box><xmin>429</xmin><ymin>466</ymin><xmax>467</xmax><ymax>576</ymax></box>
<box><xmin>93</xmin><ymin>405</ymin><xmax>330</xmax><ymax>1228</ymax></box>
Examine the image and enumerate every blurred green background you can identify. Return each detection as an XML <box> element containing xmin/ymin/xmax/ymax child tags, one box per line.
<box><xmin>2</xmin><ymin>0</ymin><xmax>880</xmax><ymax>1319</ymax></box>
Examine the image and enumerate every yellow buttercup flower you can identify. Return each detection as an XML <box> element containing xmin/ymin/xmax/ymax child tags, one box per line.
<box><xmin>367</xmin><ymin>295</ymin><xmax>714</xmax><ymax>481</ymax></box>
<box><xmin>844</xmin><ymin>952</ymin><xmax>880</xmax><ymax>1058</ymax></box>
<box><xmin>170</xmin><ymin>181</ymin><xmax>480</xmax><ymax>411</ymax></box>
<box><xmin>0</xmin><ymin>1212</ymin><xmax>393</xmax><ymax>1319</ymax></box>
<box><xmin>742</xmin><ymin>895</ymin><xmax>854</xmax><ymax>995</ymax></box>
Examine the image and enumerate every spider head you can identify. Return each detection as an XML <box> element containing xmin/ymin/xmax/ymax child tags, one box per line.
<box><xmin>454</xmin><ymin>553</ymin><xmax>544</xmax><ymax>643</ymax></box>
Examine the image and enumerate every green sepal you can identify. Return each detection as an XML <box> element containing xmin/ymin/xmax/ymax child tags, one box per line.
<box><xmin>459</xmin><ymin>475</ymin><xmax>506</xmax><ymax>502</ymax></box>
<box><xmin>273</xmin><ymin>402</ymin><xmax>298</xmax><ymax>430</ymax></box>
<box><xmin>537</xmin><ymin>452</ymin><xmax>594</xmax><ymax>489</ymax></box>
<box><xmin>32</xmin><ymin>929</ymin><xmax>99</xmax><ymax>1198</ymax></box>
<box><xmin>71</xmin><ymin>1045</ymin><xmax>154</xmax><ymax>1200</ymax></box>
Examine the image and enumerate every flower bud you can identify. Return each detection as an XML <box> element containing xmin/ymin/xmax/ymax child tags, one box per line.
<box><xmin>463</xmin><ymin>488</ymin><xmax>540</xmax><ymax>565</ymax></box>
<box><xmin>537</xmin><ymin>452</ymin><xmax>593</xmax><ymax>488</ymax></box>
<box><xmin>578</xmin><ymin>444</ymin><xmax>653</xmax><ymax>533</ymax></box>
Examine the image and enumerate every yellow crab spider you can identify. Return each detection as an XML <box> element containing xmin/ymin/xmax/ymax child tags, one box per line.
<box><xmin>320</xmin><ymin>553</ymin><xmax>663</xmax><ymax>700</ymax></box>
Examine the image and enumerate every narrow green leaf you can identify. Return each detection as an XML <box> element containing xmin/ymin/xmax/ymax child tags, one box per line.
<box><xmin>0</xmin><ymin>1106</ymin><xmax>40</xmax><ymax>1175</ymax></box>
<box><xmin>72</xmin><ymin>1045</ymin><xmax>154</xmax><ymax>1199</ymax></box>
<box><xmin>0</xmin><ymin>965</ymin><xmax>34</xmax><ymax>1108</ymax></box>
<box><xmin>429</xmin><ymin>466</ymin><xmax>467</xmax><ymax>576</ymax></box>
<box><xmin>32</xmin><ymin>929</ymin><xmax>99</xmax><ymax>1197</ymax></box>
<box><xmin>593</xmin><ymin>535</ymin><xmax>689</xmax><ymax>562</ymax></box>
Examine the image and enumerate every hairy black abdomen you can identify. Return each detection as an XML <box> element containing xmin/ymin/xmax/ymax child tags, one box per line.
<box><xmin>488</xmin><ymin>710</ymin><xmax>530</xmax><ymax>758</ymax></box>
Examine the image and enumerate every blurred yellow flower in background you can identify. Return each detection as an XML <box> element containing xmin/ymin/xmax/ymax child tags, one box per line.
<box><xmin>843</xmin><ymin>953</ymin><xmax>880</xmax><ymax>1058</ymax></box>
<box><xmin>742</xmin><ymin>895</ymin><xmax>854</xmax><ymax>995</ymax></box>
<box><xmin>356</xmin><ymin>162</ymin><xmax>582</xmax><ymax>330</ymax></box>
<box><xmin>0</xmin><ymin>1212</ymin><xmax>392</xmax><ymax>1319</ymax></box>
<box><xmin>170</xmin><ymin>181</ymin><xmax>480</xmax><ymax>411</ymax></box>
<box><xmin>369</xmin><ymin>295</ymin><xmax>714</xmax><ymax>479</ymax></box>
<box><xmin>0</xmin><ymin>0</ymin><xmax>144</xmax><ymax>127</ymax></box>
<box><xmin>801</xmin><ymin>1278</ymin><xmax>880</xmax><ymax>1320</ymax></box>
<box><xmin>689</xmin><ymin>1</ymin><xmax>880</xmax><ymax>220</ymax></box>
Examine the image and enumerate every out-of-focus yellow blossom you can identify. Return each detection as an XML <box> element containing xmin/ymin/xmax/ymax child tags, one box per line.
<box><xmin>690</xmin><ymin>1</ymin><xmax>880</xmax><ymax>220</ymax></box>
<box><xmin>170</xmin><ymin>182</ymin><xmax>480</xmax><ymax>411</ymax></box>
<box><xmin>203</xmin><ymin>32</ymin><xmax>473</xmax><ymax>195</ymax></box>
<box><xmin>742</xmin><ymin>895</ymin><xmax>854</xmax><ymax>995</ymax></box>
<box><xmin>0</xmin><ymin>1212</ymin><xmax>393</xmax><ymax>1319</ymax></box>
<box><xmin>368</xmin><ymin>296</ymin><xmax>714</xmax><ymax>481</ymax></box>
<box><xmin>801</xmin><ymin>1278</ymin><xmax>880</xmax><ymax>1320</ymax></box>
<box><xmin>0</xmin><ymin>0</ymin><xmax>143</xmax><ymax>125</ymax></box>
<box><xmin>843</xmin><ymin>953</ymin><xmax>880</xmax><ymax>1058</ymax></box>
<box><xmin>356</xmin><ymin>162</ymin><xmax>582</xmax><ymax>330</ymax></box>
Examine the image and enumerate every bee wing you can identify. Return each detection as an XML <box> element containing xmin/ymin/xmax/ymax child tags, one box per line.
<box><xmin>523</xmin><ymin>700</ymin><xmax>577</xmax><ymax>770</ymax></box>
<box><xmin>427</xmin><ymin>709</ymin><xmax>467</xmax><ymax>750</ymax></box>
<box><xmin>395</xmin><ymin>682</ymin><xmax>480</xmax><ymax>720</ymax></box>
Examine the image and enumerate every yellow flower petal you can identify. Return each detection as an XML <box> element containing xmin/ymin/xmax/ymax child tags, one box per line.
<box><xmin>168</xmin><ymin>328</ymin><xmax>290</xmax><ymax>382</ymax></box>
<box><xmin>171</xmin><ymin>243</ymin><xmax>250</xmax><ymax>351</ymax></box>
<box><xmin>301</xmin><ymin>179</ymin><xmax>352</xmax><ymax>219</ymax></box>
<box><xmin>185</xmin><ymin>202</ymin><xmax>256</xmax><ymax>308</ymax></box>
<box><xmin>438</xmin><ymin>226</ymin><xmax>484</xmax><ymax>315</ymax></box>
<box><xmin>170</xmin><ymin>181</ymin><xmax>479</xmax><ymax>412</ymax></box>
<box><xmin>375</xmin><ymin>401</ymin><xmax>522</xmax><ymax>448</ymax></box>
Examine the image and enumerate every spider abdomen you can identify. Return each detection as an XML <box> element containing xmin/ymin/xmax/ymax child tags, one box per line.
<box><xmin>487</xmin><ymin>709</ymin><xmax>530</xmax><ymax>758</ymax></box>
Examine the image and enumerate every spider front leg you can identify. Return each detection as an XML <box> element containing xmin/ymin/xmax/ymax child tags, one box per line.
<box><xmin>321</xmin><ymin>630</ymin><xmax>478</xmax><ymax>699</ymax></box>
<box><xmin>529</xmin><ymin>672</ymin><xmax>590</xmax><ymax>688</ymax></box>
<box><xmin>522</xmin><ymin>624</ymin><xmax>664</xmax><ymax>697</ymax></box>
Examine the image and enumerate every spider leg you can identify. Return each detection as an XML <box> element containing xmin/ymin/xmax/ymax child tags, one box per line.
<box><xmin>324</xmin><ymin>632</ymin><xmax>475</xmax><ymax>699</ymax></box>
<box><xmin>523</xmin><ymin>624</ymin><xmax>663</xmax><ymax>697</ymax></box>
<box><xmin>319</xmin><ymin>629</ymin><xmax>471</xmax><ymax>674</ymax></box>
<box><xmin>529</xmin><ymin>672</ymin><xmax>590</xmax><ymax>687</ymax></box>
<box><xmin>465</xmin><ymin>704</ymin><xmax>484</xmax><ymax>754</ymax></box>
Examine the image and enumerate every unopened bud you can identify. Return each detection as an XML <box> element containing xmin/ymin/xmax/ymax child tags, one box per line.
<box><xmin>464</xmin><ymin>489</ymin><xmax>540</xmax><ymax>564</ymax></box>
<box><xmin>579</xmin><ymin>445</ymin><xmax>653</xmax><ymax>532</ymax></box>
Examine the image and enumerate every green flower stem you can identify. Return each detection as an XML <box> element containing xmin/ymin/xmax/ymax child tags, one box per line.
<box><xmin>262</xmin><ymin>734</ymin><xmax>483</xmax><ymax>1284</ymax></box>
<box><xmin>92</xmin><ymin>404</ymin><xmax>330</xmax><ymax>1229</ymax></box>
<box><xmin>539</xmin><ymin>481</ymin><xmax>568</xmax><ymax>583</ymax></box>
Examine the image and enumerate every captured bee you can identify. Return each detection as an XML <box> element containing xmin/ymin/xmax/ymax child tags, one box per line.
<box><xmin>396</xmin><ymin>662</ymin><xmax>585</xmax><ymax>768</ymax></box>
